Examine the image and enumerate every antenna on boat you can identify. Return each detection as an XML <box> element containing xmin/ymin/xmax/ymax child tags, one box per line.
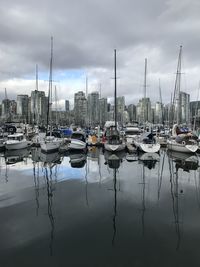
<box><xmin>114</xmin><ymin>49</ymin><xmax>117</xmax><ymax>128</ymax></box>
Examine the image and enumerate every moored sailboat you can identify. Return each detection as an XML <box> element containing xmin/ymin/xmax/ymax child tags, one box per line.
<box><xmin>104</xmin><ymin>50</ymin><xmax>126</xmax><ymax>153</ymax></box>
<box><xmin>167</xmin><ymin>46</ymin><xmax>198</xmax><ymax>153</ymax></box>
<box><xmin>40</xmin><ymin>37</ymin><xmax>63</xmax><ymax>153</ymax></box>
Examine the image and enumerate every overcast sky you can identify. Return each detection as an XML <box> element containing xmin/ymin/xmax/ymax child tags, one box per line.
<box><xmin>0</xmin><ymin>0</ymin><xmax>200</xmax><ymax>109</ymax></box>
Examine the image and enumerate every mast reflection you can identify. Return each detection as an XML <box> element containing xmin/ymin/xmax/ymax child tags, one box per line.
<box><xmin>104</xmin><ymin>150</ymin><xmax>125</xmax><ymax>246</ymax></box>
<box><xmin>33</xmin><ymin>161</ymin><xmax>40</xmax><ymax>216</ymax></box>
<box><xmin>138</xmin><ymin>152</ymin><xmax>160</xmax><ymax>236</ymax></box>
<box><xmin>40</xmin><ymin>151</ymin><xmax>62</xmax><ymax>256</ymax></box>
<box><xmin>168</xmin><ymin>151</ymin><xmax>198</xmax><ymax>250</ymax></box>
<box><xmin>44</xmin><ymin>163</ymin><xmax>55</xmax><ymax>256</ymax></box>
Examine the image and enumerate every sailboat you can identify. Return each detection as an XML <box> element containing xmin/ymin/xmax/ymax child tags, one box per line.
<box><xmin>167</xmin><ymin>46</ymin><xmax>198</xmax><ymax>153</ymax></box>
<box><xmin>40</xmin><ymin>37</ymin><xmax>63</xmax><ymax>153</ymax></box>
<box><xmin>104</xmin><ymin>49</ymin><xmax>126</xmax><ymax>152</ymax></box>
<box><xmin>134</xmin><ymin>58</ymin><xmax>160</xmax><ymax>153</ymax></box>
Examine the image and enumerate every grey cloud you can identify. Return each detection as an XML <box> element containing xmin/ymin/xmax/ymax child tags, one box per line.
<box><xmin>0</xmin><ymin>0</ymin><xmax>200</xmax><ymax>104</ymax></box>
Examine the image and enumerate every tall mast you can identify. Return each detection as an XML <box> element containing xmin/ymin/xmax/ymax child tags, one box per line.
<box><xmin>175</xmin><ymin>45</ymin><xmax>182</xmax><ymax>125</ymax></box>
<box><xmin>144</xmin><ymin>58</ymin><xmax>147</xmax><ymax>98</ymax></box>
<box><xmin>46</xmin><ymin>36</ymin><xmax>53</xmax><ymax>134</ymax></box>
<box><xmin>159</xmin><ymin>78</ymin><xmax>164</xmax><ymax>125</ymax></box>
<box><xmin>114</xmin><ymin>49</ymin><xmax>117</xmax><ymax>128</ymax></box>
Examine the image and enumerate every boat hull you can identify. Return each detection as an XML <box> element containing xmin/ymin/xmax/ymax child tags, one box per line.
<box><xmin>68</xmin><ymin>139</ymin><xmax>87</xmax><ymax>151</ymax></box>
<box><xmin>167</xmin><ymin>140</ymin><xmax>198</xmax><ymax>153</ymax></box>
<box><xmin>5</xmin><ymin>140</ymin><xmax>28</xmax><ymax>150</ymax></box>
<box><xmin>134</xmin><ymin>140</ymin><xmax>160</xmax><ymax>153</ymax></box>
<box><xmin>40</xmin><ymin>139</ymin><xmax>62</xmax><ymax>153</ymax></box>
<box><xmin>104</xmin><ymin>143</ymin><xmax>126</xmax><ymax>152</ymax></box>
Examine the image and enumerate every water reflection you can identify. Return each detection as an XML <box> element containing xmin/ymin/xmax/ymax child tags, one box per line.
<box><xmin>2</xmin><ymin>147</ymin><xmax>200</xmax><ymax>266</ymax></box>
<box><xmin>168</xmin><ymin>155</ymin><xmax>182</xmax><ymax>251</ymax></box>
<box><xmin>167</xmin><ymin>151</ymin><xmax>199</xmax><ymax>250</ymax></box>
<box><xmin>167</xmin><ymin>151</ymin><xmax>199</xmax><ymax>172</ymax></box>
<box><xmin>69</xmin><ymin>151</ymin><xmax>86</xmax><ymax>168</ymax></box>
<box><xmin>33</xmin><ymin>161</ymin><xmax>40</xmax><ymax>216</ymax></box>
<box><xmin>104</xmin><ymin>151</ymin><xmax>125</xmax><ymax>246</ymax></box>
<box><xmin>138</xmin><ymin>152</ymin><xmax>160</xmax><ymax>169</ymax></box>
<box><xmin>5</xmin><ymin>148</ymin><xmax>30</xmax><ymax>165</ymax></box>
<box><xmin>43</xmin><ymin>163</ymin><xmax>55</xmax><ymax>256</ymax></box>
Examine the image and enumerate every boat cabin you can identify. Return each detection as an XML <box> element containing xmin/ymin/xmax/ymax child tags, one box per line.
<box><xmin>7</xmin><ymin>133</ymin><xmax>24</xmax><ymax>141</ymax></box>
<box><xmin>71</xmin><ymin>131</ymin><xmax>86</xmax><ymax>142</ymax></box>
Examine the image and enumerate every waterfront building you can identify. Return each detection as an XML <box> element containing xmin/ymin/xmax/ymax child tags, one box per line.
<box><xmin>17</xmin><ymin>95</ymin><xmax>29</xmax><ymax>122</ymax></box>
<box><xmin>190</xmin><ymin>101</ymin><xmax>200</xmax><ymax>128</ymax></box>
<box><xmin>123</xmin><ymin>110</ymin><xmax>129</xmax><ymax>125</ymax></box>
<box><xmin>99</xmin><ymin>98</ymin><xmax>108</xmax><ymax>128</ymax></box>
<box><xmin>30</xmin><ymin>90</ymin><xmax>48</xmax><ymax>125</ymax></box>
<box><xmin>136</xmin><ymin>97</ymin><xmax>151</xmax><ymax>124</ymax></box>
<box><xmin>10</xmin><ymin>100</ymin><xmax>17</xmax><ymax>115</ymax></box>
<box><xmin>1</xmin><ymin>99</ymin><xmax>11</xmax><ymax>120</ymax></box>
<box><xmin>154</xmin><ymin>102</ymin><xmax>163</xmax><ymax>124</ymax></box>
<box><xmin>117</xmin><ymin>96</ymin><xmax>125</xmax><ymax>125</ymax></box>
<box><xmin>87</xmin><ymin>91</ymin><xmax>99</xmax><ymax>127</ymax></box>
<box><xmin>127</xmin><ymin>104</ymin><xmax>136</xmax><ymax>123</ymax></box>
<box><xmin>65</xmin><ymin>100</ymin><xmax>70</xmax><ymax>111</ymax></box>
<box><xmin>74</xmin><ymin>91</ymin><xmax>87</xmax><ymax>127</ymax></box>
<box><xmin>107</xmin><ymin>110</ymin><xmax>114</xmax><ymax>121</ymax></box>
<box><xmin>175</xmin><ymin>91</ymin><xmax>190</xmax><ymax>124</ymax></box>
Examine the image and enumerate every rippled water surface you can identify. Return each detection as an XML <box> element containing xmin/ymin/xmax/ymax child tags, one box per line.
<box><xmin>0</xmin><ymin>147</ymin><xmax>200</xmax><ymax>267</ymax></box>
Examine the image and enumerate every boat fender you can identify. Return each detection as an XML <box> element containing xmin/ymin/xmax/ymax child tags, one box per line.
<box><xmin>182</xmin><ymin>141</ymin><xmax>186</xmax><ymax>145</ymax></box>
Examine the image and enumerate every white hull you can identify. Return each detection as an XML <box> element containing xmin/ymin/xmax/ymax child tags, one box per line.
<box><xmin>134</xmin><ymin>140</ymin><xmax>160</xmax><ymax>153</ymax></box>
<box><xmin>40</xmin><ymin>138</ymin><xmax>62</xmax><ymax>153</ymax></box>
<box><xmin>167</xmin><ymin>140</ymin><xmax>198</xmax><ymax>153</ymax></box>
<box><xmin>68</xmin><ymin>139</ymin><xmax>86</xmax><ymax>151</ymax></box>
<box><xmin>5</xmin><ymin>140</ymin><xmax>28</xmax><ymax>150</ymax></box>
<box><xmin>104</xmin><ymin>142</ymin><xmax>126</xmax><ymax>152</ymax></box>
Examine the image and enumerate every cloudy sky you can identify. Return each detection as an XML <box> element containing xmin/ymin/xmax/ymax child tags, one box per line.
<box><xmin>0</xmin><ymin>0</ymin><xmax>200</xmax><ymax>109</ymax></box>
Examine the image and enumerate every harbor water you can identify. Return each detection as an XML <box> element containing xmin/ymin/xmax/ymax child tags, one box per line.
<box><xmin>0</xmin><ymin>147</ymin><xmax>200</xmax><ymax>266</ymax></box>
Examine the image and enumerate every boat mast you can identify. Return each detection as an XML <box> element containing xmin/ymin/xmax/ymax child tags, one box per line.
<box><xmin>114</xmin><ymin>49</ymin><xmax>117</xmax><ymax>128</ymax></box>
<box><xmin>46</xmin><ymin>36</ymin><xmax>53</xmax><ymax>135</ymax></box>
<box><xmin>159</xmin><ymin>78</ymin><xmax>164</xmax><ymax>125</ymax></box>
<box><xmin>174</xmin><ymin>46</ymin><xmax>182</xmax><ymax>125</ymax></box>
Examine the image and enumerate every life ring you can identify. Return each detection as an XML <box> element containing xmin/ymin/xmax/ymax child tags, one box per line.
<box><xmin>182</xmin><ymin>141</ymin><xmax>186</xmax><ymax>145</ymax></box>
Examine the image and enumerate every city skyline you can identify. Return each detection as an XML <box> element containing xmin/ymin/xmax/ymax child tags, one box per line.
<box><xmin>0</xmin><ymin>0</ymin><xmax>200</xmax><ymax>107</ymax></box>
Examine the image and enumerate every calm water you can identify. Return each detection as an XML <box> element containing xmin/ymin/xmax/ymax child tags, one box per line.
<box><xmin>0</xmin><ymin>147</ymin><xmax>200</xmax><ymax>267</ymax></box>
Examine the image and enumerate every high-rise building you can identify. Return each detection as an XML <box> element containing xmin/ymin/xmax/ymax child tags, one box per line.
<box><xmin>136</xmin><ymin>97</ymin><xmax>151</xmax><ymax>124</ymax></box>
<box><xmin>180</xmin><ymin>91</ymin><xmax>190</xmax><ymax>124</ymax></box>
<box><xmin>117</xmin><ymin>96</ymin><xmax>125</xmax><ymax>125</ymax></box>
<box><xmin>175</xmin><ymin>91</ymin><xmax>190</xmax><ymax>124</ymax></box>
<box><xmin>74</xmin><ymin>91</ymin><xmax>87</xmax><ymax>127</ymax></box>
<box><xmin>30</xmin><ymin>90</ymin><xmax>48</xmax><ymax>125</ymax></box>
<box><xmin>99</xmin><ymin>98</ymin><xmax>108</xmax><ymax>127</ymax></box>
<box><xmin>65</xmin><ymin>100</ymin><xmax>70</xmax><ymax>111</ymax></box>
<box><xmin>87</xmin><ymin>91</ymin><xmax>99</xmax><ymax>127</ymax></box>
<box><xmin>154</xmin><ymin>102</ymin><xmax>163</xmax><ymax>124</ymax></box>
<box><xmin>17</xmin><ymin>95</ymin><xmax>29</xmax><ymax>122</ymax></box>
<box><xmin>127</xmin><ymin>104</ymin><xmax>136</xmax><ymax>123</ymax></box>
<box><xmin>190</xmin><ymin>101</ymin><xmax>200</xmax><ymax>128</ymax></box>
<box><xmin>1</xmin><ymin>99</ymin><xmax>11</xmax><ymax>119</ymax></box>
